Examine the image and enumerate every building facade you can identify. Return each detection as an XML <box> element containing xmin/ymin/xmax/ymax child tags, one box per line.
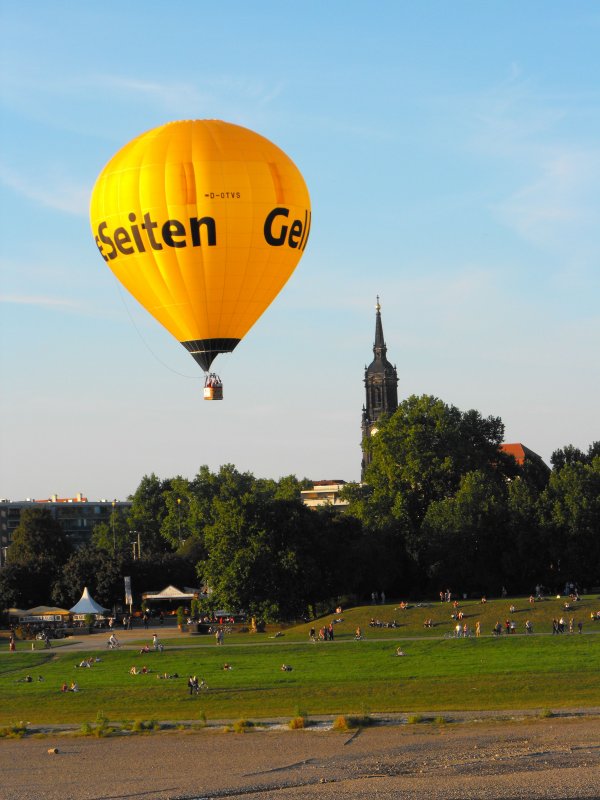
<box><xmin>300</xmin><ymin>480</ymin><xmax>349</xmax><ymax>509</ymax></box>
<box><xmin>0</xmin><ymin>495</ymin><xmax>132</xmax><ymax>562</ymax></box>
<box><xmin>361</xmin><ymin>298</ymin><xmax>399</xmax><ymax>478</ymax></box>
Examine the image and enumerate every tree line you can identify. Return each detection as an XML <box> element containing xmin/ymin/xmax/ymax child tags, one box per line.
<box><xmin>1</xmin><ymin>394</ymin><xmax>598</xmax><ymax>620</ymax></box>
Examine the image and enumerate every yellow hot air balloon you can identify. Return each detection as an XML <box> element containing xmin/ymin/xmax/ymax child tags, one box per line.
<box><xmin>90</xmin><ymin>120</ymin><xmax>311</xmax><ymax>399</ymax></box>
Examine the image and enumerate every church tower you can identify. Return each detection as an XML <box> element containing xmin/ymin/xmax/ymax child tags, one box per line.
<box><xmin>361</xmin><ymin>298</ymin><xmax>398</xmax><ymax>479</ymax></box>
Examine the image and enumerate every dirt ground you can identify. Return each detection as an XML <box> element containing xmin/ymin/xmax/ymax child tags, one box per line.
<box><xmin>1</xmin><ymin>713</ymin><xmax>600</xmax><ymax>800</ymax></box>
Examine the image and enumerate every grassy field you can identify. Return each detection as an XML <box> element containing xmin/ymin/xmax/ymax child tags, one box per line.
<box><xmin>2</xmin><ymin>595</ymin><xmax>600</xmax><ymax>726</ymax></box>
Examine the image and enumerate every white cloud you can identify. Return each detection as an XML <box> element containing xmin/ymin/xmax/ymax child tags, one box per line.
<box><xmin>0</xmin><ymin>294</ymin><xmax>81</xmax><ymax>310</ymax></box>
<box><xmin>494</xmin><ymin>148</ymin><xmax>600</xmax><ymax>258</ymax></box>
<box><xmin>0</xmin><ymin>162</ymin><xmax>89</xmax><ymax>216</ymax></box>
<box><xmin>464</xmin><ymin>76</ymin><xmax>600</xmax><ymax>265</ymax></box>
<box><xmin>88</xmin><ymin>73</ymin><xmax>285</xmax><ymax>116</ymax></box>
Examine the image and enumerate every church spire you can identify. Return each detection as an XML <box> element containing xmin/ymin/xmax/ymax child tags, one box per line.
<box><xmin>373</xmin><ymin>295</ymin><xmax>387</xmax><ymax>361</ymax></box>
<box><xmin>361</xmin><ymin>297</ymin><xmax>399</xmax><ymax>479</ymax></box>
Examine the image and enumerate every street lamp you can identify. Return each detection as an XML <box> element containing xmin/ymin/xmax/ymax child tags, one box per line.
<box><xmin>177</xmin><ymin>498</ymin><xmax>181</xmax><ymax>545</ymax></box>
<box><xmin>130</xmin><ymin>530</ymin><xmax>140</xmax><ymax>560</ymax></box>
<box><xmin>112</xmin><ymin>499</ymin><xmax>116</xmax><ymax>553</ymax></box>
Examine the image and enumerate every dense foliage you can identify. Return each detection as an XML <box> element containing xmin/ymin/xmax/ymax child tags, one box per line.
<box><xmin>1</xmin><ymin>396</ymin><xmax>598</xmax><ymax>616</ymax></box>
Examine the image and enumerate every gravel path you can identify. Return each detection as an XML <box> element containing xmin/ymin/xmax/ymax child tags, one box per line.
<box><xmin>1</xmin><ymin>714</ymin><xmax>600</xmax><ymax>800</ymax></box>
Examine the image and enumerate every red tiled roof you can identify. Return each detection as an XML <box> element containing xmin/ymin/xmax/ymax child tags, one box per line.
<box><xmin>500</xmin><ymin>443</ymin><xmax>527</xmax><ymax>465</ymax></box>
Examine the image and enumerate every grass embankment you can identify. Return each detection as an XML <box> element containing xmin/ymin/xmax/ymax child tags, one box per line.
<box><xmin>1</xmin><ymin>595</ymin><xmax>599</xmax><ymax>726</ymax></box>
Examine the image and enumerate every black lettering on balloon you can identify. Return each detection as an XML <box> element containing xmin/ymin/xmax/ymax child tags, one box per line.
<box><xmin>264</xmin><ymin>207</ymin><xmax>289</xmax><ymax>246</ymax></box>
<box><xmin>163</xmin><ymin>219</ymin><xmax>186</xmax><ymax>248</ymax></box>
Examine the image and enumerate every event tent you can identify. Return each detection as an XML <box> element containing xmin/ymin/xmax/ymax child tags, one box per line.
<box><xmin>69</xmin><ymin>586</ymin><xmax>108</xmax><ymax>615</ymax></box>
<box><xmin>142</xmin><ymin>585</ymin><xmax>202</xmax><ymax>602</ymax></box>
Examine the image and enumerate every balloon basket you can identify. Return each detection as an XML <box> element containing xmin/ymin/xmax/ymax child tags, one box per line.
<box><xmin>203</xmin><ymin>374</ymin><xmax>223</xmax><ymax>401</ymax></box>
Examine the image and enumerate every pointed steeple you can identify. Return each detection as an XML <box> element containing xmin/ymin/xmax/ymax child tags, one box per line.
<box><xmin>372</xmin><ymin>295</ymin><xmax>387</xmax><ymax>362</ymax></box>
<box><xmin>361</xmin><ymin>297</ymin><xmax>399</xmax><ymax>479</ymax></box>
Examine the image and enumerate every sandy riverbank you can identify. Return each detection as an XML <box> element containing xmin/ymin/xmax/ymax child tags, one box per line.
<box><xmin>1</xmin><ymin>713</ymin><xmax>600</xmax><ymax>799</ymax></box>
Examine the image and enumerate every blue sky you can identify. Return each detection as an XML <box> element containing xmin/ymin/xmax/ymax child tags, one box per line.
<box><xmin>1</xmin><ymin>1</ymin><xmax>599</xmax><ymax>500</ymax></box>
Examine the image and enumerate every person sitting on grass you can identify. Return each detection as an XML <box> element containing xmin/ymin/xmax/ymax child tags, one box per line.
<box><xmin>396</xmin><ymin>647</ymin><xmax>405</xmax><ymax>656</ymax></box>
<box><xmin>223</xmin><ymin>663</ymin><xmax>232</xmax><ymax>670</ymax></box>
<box><xmin>130</xmin><ymin>665</ymin><xmax>140</xmax><ymax>675</ymax></box>
<box><xmin>280</xmin><ymin>664</ymin><xmax>292</xmax><ymax>671</ymax></box>
<box><xmin>139</xmin><ymin>645</ymin><xmax>150</xmax><ymax>654</ymax></box>
<box><xmin>70</xmin><ymin>681</ymin><xmax>79</xmax><ymax>692</ymax></box>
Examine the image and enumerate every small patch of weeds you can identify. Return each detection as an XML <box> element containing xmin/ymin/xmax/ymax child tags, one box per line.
<box><xmin>407</xmin><ymin>714</ymin><xmax>425</xmax><ymax>725</ymax></box>
<box><xmin>131</xmin><ymin>719</ymin><xmax>160</xmax><ymax>732</ymax></box>
<box><xmin>332</xmin><ymin>715</ymin><xmax>350</xmax><ymax>732</ymax></box>
<box><xmin>0</xmin><ymin>721</ymin><xmax>29</xmax><ymax>739</ymax></box>
<box><xmin>234</xmin><ymin>718</ymin><xmax>254</xmax><ymax>733</ymax></box>
<box><xmin>539</xmin><ymin>708</ymin><xmax>554</xmax><ymax>719</ymax></box>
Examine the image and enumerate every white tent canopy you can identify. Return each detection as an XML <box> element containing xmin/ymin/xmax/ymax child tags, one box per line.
<box><xmin>69</xmin><ymin>586</ymin><xmax>108</xmax><ymax>615</ymax></box>
<box><xmin>143</xmin><ymin>585</ymin><xmax>201</xmax><ymax>601</ymax></box>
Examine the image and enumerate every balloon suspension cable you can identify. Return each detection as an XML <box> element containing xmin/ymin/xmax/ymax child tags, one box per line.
<box><xmin>114</xmin><ymin>283</ymin><xmax>199</xmax><ymax>380</ymax></box>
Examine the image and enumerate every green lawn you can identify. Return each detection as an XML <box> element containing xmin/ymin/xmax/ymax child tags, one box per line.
<box><xmin>2</xmin><ymin>594</ymin><xmax>600</xmax><ymax>726</ymax></box>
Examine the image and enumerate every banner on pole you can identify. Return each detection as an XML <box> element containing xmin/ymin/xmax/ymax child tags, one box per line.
<box><xmin>124</xmin><ymin>576</ymin><xmax>133</xmax><ymax>606</ymax></box>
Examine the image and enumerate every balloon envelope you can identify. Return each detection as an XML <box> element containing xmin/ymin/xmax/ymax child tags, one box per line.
<box><xmin>90</xmin><ymin>120</ymin><xmax>311</xmax><ymax>371</ymax></box>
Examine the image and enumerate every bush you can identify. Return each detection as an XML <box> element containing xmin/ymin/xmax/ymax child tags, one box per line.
<box><xmin>234</xmin><ymin>719</ymin><xmax>254</xmax><ymax>733</ymax></box>
<box><xmin>332</xmin><ymin>715</ymin><xmax>350</xmax><ymax>732</ymax></box>
<box><xmin>0</xmin><ymin>721</ymin><xmax>28</xmax><ymax>739</ymax></box>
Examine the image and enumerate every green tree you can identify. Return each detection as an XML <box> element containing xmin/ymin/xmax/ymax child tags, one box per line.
<box><xmin>503</xmin><ymin>476</ymin><xmax>549</xmax><ymax>592</ymax></box>
<box><xmin>344</xmin><ymin>395</ymin><xmax>514</xmax><ymax>593</ymax></box>
<box><xmin>52</xmin><ymin>545</ymin><xmax>124</xmax><ymax>609</ymax></box>
<box><xmin>197</xmin><ymin>488</ymin><xmax>323</xmax><ymax>621</ymax></box>
<box><xmin>8</xmin><ymin>507</ymin><xmax>71</xmax><ymax>566</ymax></box>
<box><xmin>5</xmin><ymin>508</ymin><xmax>72</xmax><ymax>606</ymax></box>
<box><xmin>0</xmin><ymin>562</ymin><xmax>46</xmax><ymax>609</ymax></box>
<box><xmin>161</xmin><ymin>477</ymin><xmax>194</xmax><ymax>550</ymax></box>
<box><xmin>539</xmin><ymin>455</ymin><xmax>600</xmax><ymax>589</ymax></box>
<box><xmin>273</xmin><ymin>474</ymin><xmax>312</xmax><ymax>501</ymax></box>
<box><xmin>551</xmin><ymin>441</ymin><xmax>600</xmax><ymax>471</ymax></box>
<box><xmin>91</xmin><ymin>507</ymin><xmax>131</xmax><ymax>555</ymax></box>
<box><xmin>419</xmin><ymin>470</ymin><xmax>509</xmax><ymax>593</ymax></box>
<box><xmin>361</xmin><ymin>395</ymin><xmax>511</xmax><ymax>525</ymax></box>
<box><xmin>127</xmin><ymin>473</ymin><xmax>173</xmax><ymax>555</ymax></box>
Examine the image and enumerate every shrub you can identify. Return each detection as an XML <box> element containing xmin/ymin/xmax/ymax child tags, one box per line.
<box><xmin>288</xmin><ymin>716</ymin><xmax>306</xmax><ymax>729</ymax></box>
<box><xmin>407</xmin><ymin>714</ymin><xmax>425</xmax><ymax>725</ymax></box>
<box><xmin>0</xmin><ymin>721</ymin><xmax>28</xmax><ymax>739</ymax></box>
<box><xmin>232</xmin><ymin>719</ymin><xmax>254</xmax><ymax>733</ymax></box>
<box><xmin>332</xmin><ymin>715</ymin><xmax>350</xmax><ymax>732</ymax></box>
<box><xmin>131</xmin><ymin>719</ymin><xmax>159</xmax><ymax>732</ymax></box>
